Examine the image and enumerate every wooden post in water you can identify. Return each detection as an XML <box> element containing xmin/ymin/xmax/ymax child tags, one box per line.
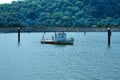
<box><xmin>108</xmin><ymin>28</ymin><xmax>111</xmax><ymax>46</ymax></box>
<box><xmin>84</xmin><ymin>27</ymin><xmax>86</xmax><ymax>36</ymax></box>
<box><xmin>18</xmin><ymin>27</ymin><xmax>20</xmax><ymax>43</ymax></box>
<box><xmin>84</xmin><ymin>31</ymin><xmax>86</xmax><ymax>36</ymax></box>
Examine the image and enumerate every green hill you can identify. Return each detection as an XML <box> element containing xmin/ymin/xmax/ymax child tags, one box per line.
<box><xmin>0</xmin><ymin>0</ymin><xmax>120</xmax><ymax>28</ymax></box>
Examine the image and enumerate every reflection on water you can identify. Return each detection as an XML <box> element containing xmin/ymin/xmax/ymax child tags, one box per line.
<box><xmin>0</xmin><ymin>32</ymin><xmax>120</xmax><ymax>80</ymax></box>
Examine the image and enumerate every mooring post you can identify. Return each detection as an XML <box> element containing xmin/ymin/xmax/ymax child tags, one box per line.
<box><xmin>84</xmin><ymin>27</ymin><xmax>86</xmax><ymax>36</ymax></box>
<box><xmin>18</xmin><ymin>27</ymin><xmax>20</xmax><ymax>43</ymax></box>
<box><xmin>108</xmin><ymin>28</ymin><xmax>111</xmax><ymax>46</ymax></box>
<box><xmin>84</xmin><ymin>31</ymin><xmax>86</xmax><ymax>36</ymax></box>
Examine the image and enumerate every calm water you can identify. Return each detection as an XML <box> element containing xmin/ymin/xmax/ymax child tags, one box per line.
<box><xmin>0</xmin><ymin>32</ymin><xmax>120</xmax><ymax>80</ymax></box>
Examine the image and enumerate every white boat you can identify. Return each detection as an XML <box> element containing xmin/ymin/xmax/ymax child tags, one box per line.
<box><xmin>41</xmin><ymin>32</ymin><xmax>74</xmax><ymax>45</ymax></box>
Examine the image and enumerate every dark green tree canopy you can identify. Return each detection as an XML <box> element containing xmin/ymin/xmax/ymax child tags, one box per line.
<box><xmin>0</xmin><ymin>0</ymin><xmax>120</xmax><ymax>27</ymax></box>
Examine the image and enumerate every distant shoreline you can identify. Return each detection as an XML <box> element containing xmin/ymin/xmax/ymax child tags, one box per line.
<box><xmin>0</xmin><ymin>27</ymin><xmax>120</xmax><ymax>33</ymax></box>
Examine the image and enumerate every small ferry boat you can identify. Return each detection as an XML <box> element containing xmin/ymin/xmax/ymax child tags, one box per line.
<box><xmin>41</xmin><ymin>32</ymin><xmax>74</xmax><ymax>45</ymax></box>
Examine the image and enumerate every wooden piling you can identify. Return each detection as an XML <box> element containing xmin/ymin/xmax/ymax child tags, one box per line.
<box><xmin>18</xmin><ymin>28</ymin><xmax>20</xmax><ymax>43</ymax></box>
<box><xmin>108</xmin><ymin>28</ymin><xmax>111</xmax><ymax>46</ymax></box>
<box><xmin>84</xmin><ymin>27</ymin><xmax>86</xmax><ymax>36</ymax></box>
<box><xmin>84</xmin><ymin>31</ymin><xmax>86</xmax><ymax>36</ymax></box>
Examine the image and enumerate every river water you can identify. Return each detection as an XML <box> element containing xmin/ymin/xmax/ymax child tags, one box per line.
<box><xmin>0</xmin><ymin>32</ymin><xmax>120</xmax><ymax>80</ymax></box>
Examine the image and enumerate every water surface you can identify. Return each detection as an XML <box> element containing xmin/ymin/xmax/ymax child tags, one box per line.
<box><xmin>0</xmin><ymin>32</ymin><xmax>120</xmax><ymax>80</ymax></box>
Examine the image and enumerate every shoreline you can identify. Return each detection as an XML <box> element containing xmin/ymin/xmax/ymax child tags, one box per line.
<box><xmin>0</xmin><ymin>27</ymin><xmax>120</xmax><ymax>33</ymax></box>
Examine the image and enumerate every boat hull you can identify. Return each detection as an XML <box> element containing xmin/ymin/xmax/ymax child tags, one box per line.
<box><xmin>41</xmin><ymin>40</ymin><xmax>73</xmax><ymax>45</ymax></box>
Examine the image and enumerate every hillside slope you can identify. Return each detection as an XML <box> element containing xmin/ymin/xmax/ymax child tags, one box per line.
<box><xmin>0</xmin><ymin>0</ymin><xmax>120</xmax><ymax>27</ymax></box>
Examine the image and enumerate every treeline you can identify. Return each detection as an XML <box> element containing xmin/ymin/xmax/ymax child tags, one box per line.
<box><xmin>0</xmin><ymin>0</ymin><xmax>120</xmax><ymax>28</ymax></box>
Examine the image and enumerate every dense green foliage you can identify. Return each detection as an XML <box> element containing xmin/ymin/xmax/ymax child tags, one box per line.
<box><xmin>0</xmin><ymin>0</ymin><xmax>120</xmax><ymax>28</ymax></box>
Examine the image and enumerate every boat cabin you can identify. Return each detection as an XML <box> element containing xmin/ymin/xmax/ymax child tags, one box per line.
<box><xmin>55</xmin><ymin>32</ymin><xmax>67</xmax><ymax>42</ymax></box>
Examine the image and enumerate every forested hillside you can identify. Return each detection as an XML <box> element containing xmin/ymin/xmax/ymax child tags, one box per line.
<box><xmin>0</xmin><ymin>0</ymin><xmax>120</xmax><ymax>28</ymax></box>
